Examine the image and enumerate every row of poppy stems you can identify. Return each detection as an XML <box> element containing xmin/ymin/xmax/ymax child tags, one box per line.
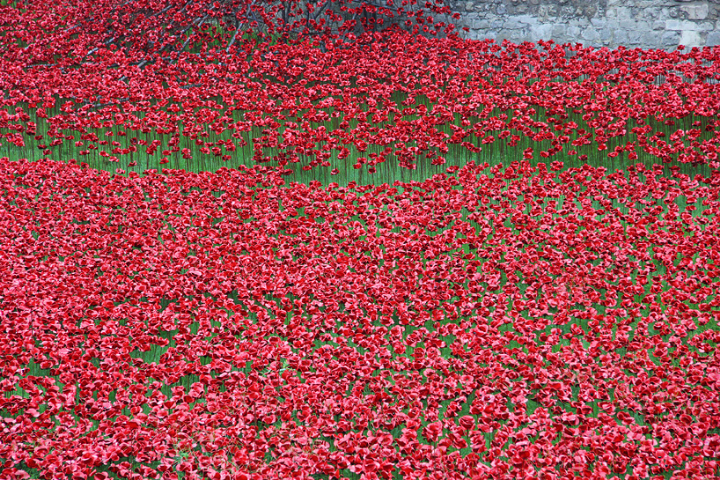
<box><xmin>2</xmin><ymin>20</ymin><xmax>720</xmax><ymax>176</ymax></box>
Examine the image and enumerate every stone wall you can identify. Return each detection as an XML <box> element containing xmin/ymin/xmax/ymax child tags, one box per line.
<box><xmin>447</xmin><ymin>0</ymin><xmax>720</xmax><ymax>50</ymax></box>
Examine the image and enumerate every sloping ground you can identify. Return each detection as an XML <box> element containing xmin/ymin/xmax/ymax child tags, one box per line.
<box><xmin>1</xmin><ymin>158</ymin><xmax>718</xmax><ymax>479</ymax></box>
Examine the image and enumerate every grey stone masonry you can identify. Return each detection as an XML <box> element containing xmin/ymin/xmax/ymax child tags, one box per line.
<box><xmin>445</xmin><ymin>0</ymin><xmax>720</xmax><ymax>50</ymax></box>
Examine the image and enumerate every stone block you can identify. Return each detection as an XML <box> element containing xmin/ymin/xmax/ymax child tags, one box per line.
<box><xmin>698</xmin><ymin>22</ymin><xmax>715</xmax><ymax>32</ymax></box>
<box><xmin>513</xmin><ymin>15</ymin><xmax>538</xmax><ymax>24</ymax></box>
<box><xmin>707</xmin><ymin>31</ymin><xmax>720</xmax><ymax>47</ymax></box>
<box><xmin>665</xmin><ymin>19</ymin><xmax>713</xmax><ymax>31</ymax></box>
<box><xmin>608</xmin><ymin>5</ymin><xmax>636</xmax><ymax>20</ymax></box>
<box><xmin>641</xmin><ymin>31</ymin><xmax>664</xmax><ymax>49</ymax></box>
<box><xmin>679</xmin><ymin>30</ymin><xmax>703</xmax><ymax>47</ymax></box>
<box><xmin>567</xmin><ymin>25</ymin><xmax>581</xmax><ymax>38</ymax></box>
<box><xmin>600</xmin><ymin>28</ymin><xmax>612</xmax><ymax>44</ymax></box>
<box><xmin>615</xmin><ymin>29</ymin><xmax>643</xmax><ymax>47</ymax></box>
<box><xmin>468</xmin><ymin>18</ymin><xmax>494</xmax><ymax>30</ymax></box>
<box><xmin>552</xmin><ymin>25</ymin><xmax>567</xmax><ymax>39</ymax></box>
<box><xmin>638</xmin><ymin>7</ymin><xmax>663</xmax><ymax>21</ymax></box>
<box><xmin>619</xmin><ymin>20</ymin><xmax>650</xmax><ymax>31</ymax></box>
<box><xmin>482</xmin><ymin>30</ymin><xmax>499</xmax><ymax>41</ymax></box>
<box><xmin>580</xmin><ymin>27</ymin><xmax>600</xmax><ymax>42</ymax></box>
<box><xmin>661</xmin><ymin>30</ymin><xmax>681</xmax><ymax>47</ymax></box>
<box><xmin>529</xmin><ymin>24</ymin><xmax>554</xmax><ymax>41</ymax></box>
<box><xmin>502</xmin><ymin>18</ymin><xmax>530</xmax><ymax>30</ymax></box>
<box><xmin>628</xmin><ymin>30</ymin><xmax>644</xmax><ymax>45</ymax></box>
<box><xmin>680</xmin><ymin>3</ymin><xmax>709</xmax><ymax>20</ymax></box>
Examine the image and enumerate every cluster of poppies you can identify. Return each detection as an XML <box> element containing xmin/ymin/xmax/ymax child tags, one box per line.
<box><xmin>1</xmin><ymin>158</ymin><xmax>719</xmax><ymax>479</ymax></box>
<box><xmin>1</xmin><ymin>1</ymin><xmax>720</xmax><ymax>176</ymax></box>
<box><xmin>2</xmin><ymin>2</ymin><xmax>720</xmax><ymax>479</ymax></box>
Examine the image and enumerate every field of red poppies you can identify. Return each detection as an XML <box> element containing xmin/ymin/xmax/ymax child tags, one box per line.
<box><xmin>1</xmin><ymin>1</ymin><xmax>720</xmax><ymax>479</ymax></box>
